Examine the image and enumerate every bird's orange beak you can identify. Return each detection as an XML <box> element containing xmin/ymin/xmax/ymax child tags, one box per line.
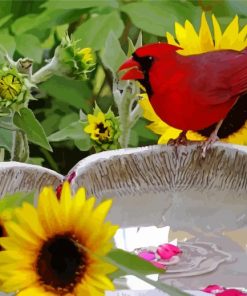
<box><xmin>118</xmin><ymin>57</ymin><xmax>144</xmax><ymax>80</ymax></box>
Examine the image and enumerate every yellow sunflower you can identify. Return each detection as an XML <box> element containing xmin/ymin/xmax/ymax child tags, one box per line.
<box><xmin>84</xmin><ymin>111</ymin><xmax>113</xmax><ymax>142</ymax></box>
<box><xmin>140</xmin><ymin>13</ymin><xmax>247</xmax><ymax>145</ymax></box>
<box><xmin>0</xmin><ymin>182</ymin><xmax>118</xmax><ymax>295</ymax></box>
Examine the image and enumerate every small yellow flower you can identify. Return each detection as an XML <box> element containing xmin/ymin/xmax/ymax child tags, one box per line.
<box><xmin>85</xmin><ymin>111</ymin><xmax>113</xmax><ymax>142</ymax></box>
<box><xmin>0</xmin><ymin>74</ymin><xmax>22</xmax><ymax>101</ymax></box>
<box><xmin>0</xmin><ymin>182</ymin><xmax>118</xmax><ymax>295</ymax></box>
<box><xmin>0</xmin><ymin>68</ymin><xmax>30</xmax><ymax>112</ymax></box>
<box><xmin>55</xmin><ymin>35</ymin><xmax>96</xmax><ymax>80</ymax></box>
<box><xmin>140</xmin><ymin>13</ymin><xmax>247</xmax><ymax>145</ymax></box>
<box><xmin>84</xmin><ymin>107</ymin><xmax>120</xmax><ymax>151</ymax></box>
<box><xmin>77</xmin><ymin>48</ymin><xmax>95</xmax><ymax>66</ymax></box>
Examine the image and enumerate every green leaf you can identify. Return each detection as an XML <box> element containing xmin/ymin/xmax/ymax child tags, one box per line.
<box><xmin>0</xmin><ymin>1</ymin><xmax>12</xmax><ymax>19</ymax></box>
<box><xmin>101</xmin><ymin>31</ymin><xmax>126</xmax><ymax>73</ymax></box>
<box><xmin>59</xmin><ymin>113</ymin><xmax>79</xmax><ymax>130</ymax></box>
<box><xmin>0</xmin><ymin>14</ymin><xmax>12</xmax><ymax>28</ymax></box>
<box><xmin>0</xmin><ymin>32</ymin><xmax>15</xmax><ymax>57</ymax></box>
<box><xmin>133</xmin><ymin>118</ymin><xmax>159</xmax><ymax>142</ymax></box>
<box><xmin>16</xmin><ymin>34</ymin><xmax>43</xmax><ymax>63</ymax></box>
<box><xmin>73</xmin><ymin>11</ymin><xmax>124</xmax><ymax>50</ymax></box>
<box><xmin>43</xmin><ymin>0</ymin><xmax>118</xmax><ymax>10</ymax></box>
<box><xmin>106</xmin><ymin>249</ymin><xmax>189</xmax><ymax>296</ymax></box>
<box><xmin>127</xmin><ymin>37</ymin><xmax>135</xmax><ymax>56</ymax></box>
<box><xmin>11</xmin><ymin>9</ymin><xmax>83</xmax><ymax>36</ymax></box>
<box><xmin>74</xmin><ymin>137</ymin><xmax>92</xmax><ymax>151</ymax></box>
<box><xmin>48</xmin><ymin>120</ymin><xmax>88</xmax><ymax>142</ymax></box>
<box><xmin>107</xmin><ymin>249</ymin><xmax>164</xmax><ymax>277</ymax></box>
<box><xmin>0</xmin><ymin>128</ymin><xmax>12</xmax><ymax>152</ymax></box>
<box><xmin>129</xmin><ymin>129</ymin><xmax>139</xmax><ymax>147</ymax></box>
<box><xmin>121</xmin><ymin>1</ymin><xmax>201</xmax><ymax>36</ymax></box>
<box><xmin>0</xmin><ymin>191</ymin><xmax>35</xmax><ymax>212</ymax></box>
<box><xmin>135</xmin><ymin>31</ymin><xmax>143</xmax><ymax>48</ymax></box>
<box><xmin>13</xmin><ymin>108</ymin><xmax>52</xmax><ymax>151</ymax></box>
<box><xmin>40</xmin><ymin>76</ymin><xmax>92</xmax><ymax>113</ymax></box>
<box><xmin>28</xmin><ymin>157</ymin><xmax>45</xmax><ymax>166</ymax></box>
<box><xmin>11</xmin><ymin>13</ymin><xmax>37</xmax><ymax>35</ymax></box>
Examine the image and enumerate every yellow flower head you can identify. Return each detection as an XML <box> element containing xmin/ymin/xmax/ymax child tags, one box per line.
<box><xmin>55</xmin><ymin>35</ymin><xmax>96</xmax><ymax>80</ymax></box>
<box><xmin>84</xmin><ymin>107</ymin><xmax>120</xmax><ymax>151</ymax></box>
<box><xmin>0</xmin><ymin>74</ymin><xmax>22</xmax><ymax>101</ymax></box>
<box><xmin>77</xmin><ymin>47</ymin><xmax>95</xmax><ymax>68</ymax></box>
<box><xmin>0</xmin><ymin>68</ymin><xmax>30</xmax><ymax>112</ymax></box>
<box><xmin>140</xmin><ymin>13</ymin><xmax>247</xmax><ymax>145</ymax></box>
<box><xmin>166</xmin><ymin>12</ymin><xmax>247</xmax><ymax>55</ymax></box>
<box><xmin>85</xmin><ymin>111</ymin><xmax>113</xmax><ymax>142</ymax></box>
<box><xmin>0</xmin><ymin>182</ymin><xmax>118</xmax><ymax>295</ymax></box>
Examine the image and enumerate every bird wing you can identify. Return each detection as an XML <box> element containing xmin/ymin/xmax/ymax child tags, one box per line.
<box><xmin>183</xmin><ymin>48</ymin><xmax>247</xmax><ymax>106</ymax></box>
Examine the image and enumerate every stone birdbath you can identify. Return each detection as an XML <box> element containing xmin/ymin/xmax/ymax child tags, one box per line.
<box><xmin>0</xmin><ymin>143</ymin><xmax>247</xmax><ymax>292</ymax></box>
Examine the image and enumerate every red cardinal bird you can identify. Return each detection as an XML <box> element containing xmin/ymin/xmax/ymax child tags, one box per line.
<box><xmin>118</xmin><ymin>43</ymin><xmax>247</xmax><ymax>154</ymax></box>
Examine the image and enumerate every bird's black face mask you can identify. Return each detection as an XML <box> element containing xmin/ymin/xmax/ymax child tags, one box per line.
<box><xmin>132</xmin><ymin>53</ymin><xmax>154</xmax><ymax>96</ymax></box>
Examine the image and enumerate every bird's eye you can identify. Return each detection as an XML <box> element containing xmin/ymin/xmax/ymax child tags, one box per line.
<box><xmin>148</xmin><ymin>56</ymin><xmax>153</xmax><ymax>61</ymax></box>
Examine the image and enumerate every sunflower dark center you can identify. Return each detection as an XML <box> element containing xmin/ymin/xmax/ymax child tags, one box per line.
<box><xmin>0</xmin><ymin>222</ymin><xmax>7</xmax><ymax>251</ymax></box>
<box><xmin>97</xmin><ymin>122</ymin><xmax>108</xmax><ymax>134</ymax></box>
<box><xmin>36</xmin><ymin>234</ymin><xmax>86</xmax><ymax>292</ymax></box>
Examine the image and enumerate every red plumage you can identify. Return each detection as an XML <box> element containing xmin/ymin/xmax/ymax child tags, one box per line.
<box><xmin>119</xmin><ymin>43</ymin><xmax>247</xmax><ymax>132</ymax></box>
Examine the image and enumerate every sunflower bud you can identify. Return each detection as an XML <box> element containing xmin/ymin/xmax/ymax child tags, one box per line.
<box><xmin>0</xmin><ymin>68</ymin><xmax>31</xmax><ymax>113</ymax></box>
<box><xmin>54</xmin><ymin>35</ymin><xmax>95</xmax><ymax>80</ymax></box>
<box><xmin>84</xmin><ymin>106</ymin><xmax>120</xmax><ymax>151</ymax></box>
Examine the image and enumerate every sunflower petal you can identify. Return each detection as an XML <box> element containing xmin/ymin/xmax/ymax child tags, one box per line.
<box><xmin>75</xmin><ymin>196</ymin><xmax>96</xmax><ymax>232</ymax></box>
<box><xmin>88</xmin><ymin>261</ymin><xmax>117</xmax><ymax>274</ymax></box>
<box><xmin>4</xmin><ymin>221</ymin><xmax>39</xmax><ymax>247</ymax></box>
<box><xmin>174</xmin><ymin>22</ymin><xmax>187</xmax><ymax>49</ymax></box>
<box><xmin>37</xmin><ymin>187</ymin><xmax>62</xmax><ymax>235</ymax></box>
<box><xmin>15</xmin><ymin>203</ymin><xmax>46</xmax><ymax>240</ymax></box>
<box><xmin>0</xmin><ymin>271</ymin><xmax>37</xmax><ymax>293</ymax></box>
<box><xmin>76</xmin><ymin>282</ymin><xmax>104</xmax><ymax>296</ymax></box>
<box><xmin>85</xmin><ymin>274</ymin><xmax>115</xmax><ymax>291</ymax></box>
<box><xmin>212</xmin><ymin>14</ymin><xmax>222</xmax><ymax>49</ymax></box>
<box><xmin>17</xmin><ymin>285</ymin><xmax>57</xmax><ymax>296</ymax></box>
<box><xmin>220</xmin><ymin>15</ymin><xmax>239</xmax><ymax>48</ymax></box>
<box><xmin>70</xmin><ymin>187</ymin><xmax>86</xmax><ymax>225</ymax></box>
<box><xmin>139</xmin><ymin>96</ymin><xmax>160</xmax><ymax>122</ymax></box>
<box><xmin>184</xmin><ymin>20</ymin><xmax>201</xmax><ymax>53</ymax></box>
<box><xmin>166</xmin><ymin>32</ymin><xmax>180</xmax><ymax>47</ymax></box>
<box><xmin>199</xmin><ymin>12</ymin><xmax>214</xmax><ymax>52</ymax></box>
<box><xmin>60</xmin><ymin>181</ymin><xmax>73</xmax><ymax>227</ymax></box>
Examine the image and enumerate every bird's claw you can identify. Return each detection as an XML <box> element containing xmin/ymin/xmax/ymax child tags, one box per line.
<box><xmin>200</xmin><ymin>135</ymin><xmax>219</xmax><ymax>158</ymax></box>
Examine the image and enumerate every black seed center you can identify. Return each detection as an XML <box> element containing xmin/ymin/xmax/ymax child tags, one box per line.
<box><xmin>97</xmin><ymin>122</ymin><xmax>108</xmax><ymax>134</ymax></box>
<box><xmin>0</xmin><ymin>223</ymin><xmax>6</xmax><ymax>251</ymax></box>
<box><xmin>36</xmin><ymin>235</ymin><xmax>86</xmax><ymax>291</ymax></box>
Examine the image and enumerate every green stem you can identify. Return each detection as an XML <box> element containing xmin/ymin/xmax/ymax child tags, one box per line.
<box><xmin>113</xmin><ymin>80</ymin><xmax>140</xmax><ymax>148</ymax></box>
<box><xmin>11</xmin><ymin>131</ymin><xmax>29</xmax><ymax>162</ymax></box>
<box><xmin>31</xmin><ymin>58</ymin><xmax>59</xmax><ymax>84</ymax></box>
<box><xmin>0</xmin><ymin>121</ymin><xmax>18</xmax><ymax>131</ymax></box>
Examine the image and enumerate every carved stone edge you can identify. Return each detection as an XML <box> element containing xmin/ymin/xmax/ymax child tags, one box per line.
<box><xmin>70</xmin><ymin>143</ymin><xmax>247</xmax><ymax>198</ymax></box>
<box><xmin>0</xmin><ymin>161</ymin><xmax>63</xmax><ymax>198</ymax></box>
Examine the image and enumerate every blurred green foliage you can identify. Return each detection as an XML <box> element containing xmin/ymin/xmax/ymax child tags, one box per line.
<box><xmin>0</xmin><ymin>0</ymin><xmax>247</xmax><ymax>173</ymax></box>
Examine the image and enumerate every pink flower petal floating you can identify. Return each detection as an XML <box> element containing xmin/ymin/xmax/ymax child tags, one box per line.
<box><xmin>202</xmin><ymin>285</ymin><xmax>247</xmax><ymax>296</ymax></box>
<box><xmin>216</xmin><ymin>289</ymin><xmax>247</xmax><ymax>296</ymax></box>
<box><xmin>151</xmin><ymin>261</ymin><xmax>166</xmax><ymax>269</ymax></box>
<box><xmin>138</xmin><ymin>251</ymin><xmax>155</xmax><ymax>261</ymax></box>
<box><xmin>202</xmin><ymin>285</ymin><xmax>225</xmax><ymax>294</ymax></box>
<box><xmin>157</xmin><ymin>243</ymin><xmax>182</xmax><ymax>260</ymax></box>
